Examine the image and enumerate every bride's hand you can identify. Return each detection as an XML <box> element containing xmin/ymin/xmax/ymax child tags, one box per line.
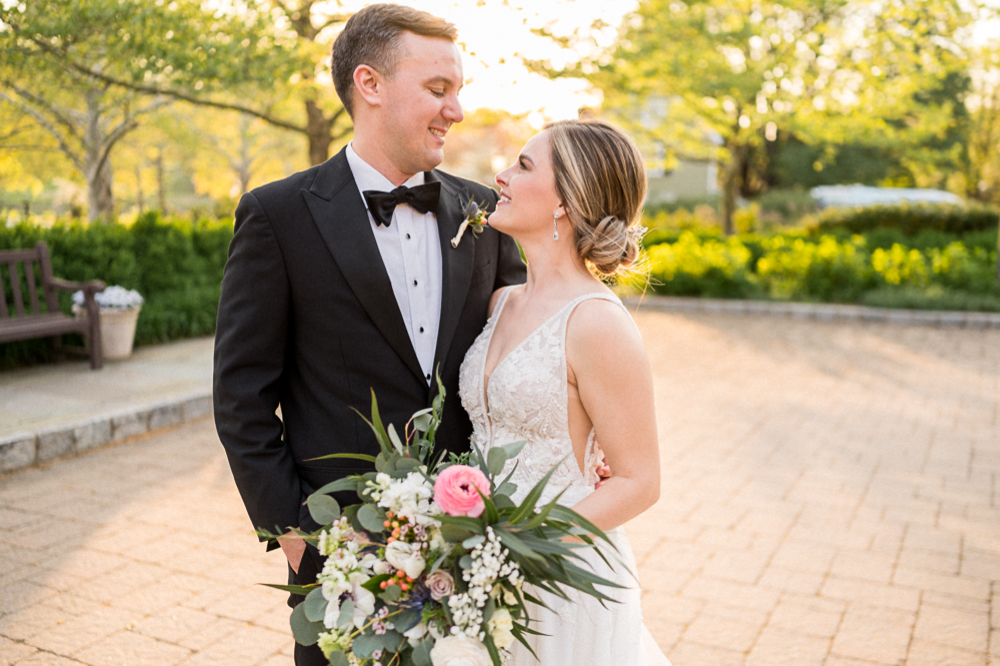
<box><xmin>595</xmin><ymin>456</ymin><xmax>612</xmax><ymax>488</ymax></box>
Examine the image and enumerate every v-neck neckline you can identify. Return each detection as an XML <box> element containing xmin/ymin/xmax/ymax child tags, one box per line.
<box><xmin>481</xmin><ymin>287</ymin><xmax>610</xmax><ymax>401</ymax></box>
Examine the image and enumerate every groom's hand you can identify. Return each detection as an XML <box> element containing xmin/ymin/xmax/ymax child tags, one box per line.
<box><xmin>279</xmin><ymin>531</ymin><xmax>306</xmax><ymax>574</ymax></box>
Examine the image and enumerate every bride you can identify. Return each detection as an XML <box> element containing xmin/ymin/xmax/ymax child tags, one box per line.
<box><xmin>458</xmin><ymin>119</ymin><xmax>671</xmax><ymax>665</ymax></box>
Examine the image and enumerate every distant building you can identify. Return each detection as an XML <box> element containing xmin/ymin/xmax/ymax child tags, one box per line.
<box><xmin>630</xmin><ymin>96</ymin><xmax>721</xmax><ymax>203</ymax></box>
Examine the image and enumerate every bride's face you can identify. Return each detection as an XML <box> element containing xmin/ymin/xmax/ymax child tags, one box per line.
<box><xmin>489</xmin><ymin>131</ymin><xmax>564</xmax><ymax>239</ymax></box>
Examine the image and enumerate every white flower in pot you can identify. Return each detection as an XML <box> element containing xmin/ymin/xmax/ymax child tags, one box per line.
<box><xmin>72</xmin><ymin>286</ymin><xmax>144</xmax><ymax>360</ymax></box>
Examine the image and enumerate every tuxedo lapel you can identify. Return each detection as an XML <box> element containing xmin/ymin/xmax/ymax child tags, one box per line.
<box><xmin>301</xmin><ymin>150</ymin><xmax>425</xmax><ymax>384</ymax></box>
<box><xmin>429</xmin><ymin>171</ymin><xmax>476</xmax><ymax>382</ymax></box>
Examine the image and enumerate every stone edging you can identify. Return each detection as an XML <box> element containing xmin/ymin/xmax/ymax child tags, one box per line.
<box><xmin>0</xmin><ymin>392</ymin><xmax>213</xmax><ymax>474</ymax></box>
<box><xmin>622</xmin><ymin>295</ymin><xmax>1000</xmax><ymax>328</ymax></box>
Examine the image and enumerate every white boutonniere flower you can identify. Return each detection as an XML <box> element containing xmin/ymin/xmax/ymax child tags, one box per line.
<box><xmin>450</xmin><ymin>196</ymin><xmax>489</xmax><ymax>248</ymax></box>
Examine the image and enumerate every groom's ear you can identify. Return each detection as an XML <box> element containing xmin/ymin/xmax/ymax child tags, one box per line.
<box><xmin>353</xmin><ymin>64</ymin><xmax>382</xmax><ymax>110</ymax></box>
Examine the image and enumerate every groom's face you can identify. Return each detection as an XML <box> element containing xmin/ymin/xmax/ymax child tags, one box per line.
<box><xmin>379</xmin><ymin>32</ymin><xmax>465</xmax><ymax>175</ymax></box>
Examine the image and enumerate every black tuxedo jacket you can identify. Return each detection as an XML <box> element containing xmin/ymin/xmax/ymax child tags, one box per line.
<box><xmin>213</xmin><ymin>148</ymin><xmax>526</xmax><ymax>543</ymax></box>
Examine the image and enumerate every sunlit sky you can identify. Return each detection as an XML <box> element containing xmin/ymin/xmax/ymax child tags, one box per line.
<box><xmin>334</xmin><ymin>0</ymin><xmax>638</xmax><ymax>124</ymax></box>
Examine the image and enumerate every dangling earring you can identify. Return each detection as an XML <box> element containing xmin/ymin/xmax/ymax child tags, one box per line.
<box><xmin>553</xmin><ymin>212</ymin><xmax>560</xmax><ymax>241</ymax></box>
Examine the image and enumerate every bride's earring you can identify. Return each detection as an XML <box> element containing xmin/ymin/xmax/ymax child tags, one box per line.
<box><xmin>553</xmin><ymin>212</ymin><xmax>560</xmax><ymax>241</ymax></box>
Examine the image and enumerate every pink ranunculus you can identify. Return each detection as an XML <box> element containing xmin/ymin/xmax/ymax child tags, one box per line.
<box><xmin>433</xmin><ymin>465</ymin><xmax>490</xmax><ymax>518</ymax></box>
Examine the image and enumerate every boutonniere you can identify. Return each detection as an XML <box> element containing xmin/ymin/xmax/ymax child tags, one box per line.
<box><xmin>450</xmin><ymin>195</ymin><xmax>489</xmax><ymax>248</ymax></box>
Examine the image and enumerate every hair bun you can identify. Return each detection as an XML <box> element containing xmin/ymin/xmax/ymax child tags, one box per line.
<box><xmin>578</xmin><ymin>214</ymin><xmax>641</xmax><ymax>276</ymax></box>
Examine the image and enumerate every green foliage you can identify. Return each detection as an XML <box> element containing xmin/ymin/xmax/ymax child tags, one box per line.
<box><xmin>811</xmin><ymin>203</ymin><xmax>999</xmax><ymax>236</ymax></box>
<box><xmin>0</xmin><ymin>212</ymin><xmax>232</xmax><ymax>368</ymax></box>
<box><xmin>643</xmin><ymin>221</ymin><xmax>999</xmax><ymax>306</ymax></box>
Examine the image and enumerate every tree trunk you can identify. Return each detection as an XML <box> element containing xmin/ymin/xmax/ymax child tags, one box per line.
<box><xmin>135</xmin><ymin>165</ymin><xmax>145</xmax><ymax>213</ymax></box>
<box><xmin>84</xmin><ymin>88</ymin><xmax>115</xmax><ymax>223</ymax></box>
<box><xmin>305</xmin><ymin>100</ymin><xmax>334</xmax><ymax>166</ymax></box>
<box><xmin>86</xmin><ymin>159</ymin><xmax>114</xmax><ymax>223</ymax></box>
<box><xmin>155</xmin><ymin>150</ymin><xmax>167</xmax><ymax>213</ymax></box>
<box><xmin>720</xmin><ymin>146</ymin><xmax>745</xmax><ymax>236</ymax></box>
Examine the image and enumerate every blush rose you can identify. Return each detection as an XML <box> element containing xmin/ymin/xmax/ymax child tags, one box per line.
<box><xmin>433</xmin><ymin>465</ymin><xmax>490</xmax><ymax>518</ymax></box>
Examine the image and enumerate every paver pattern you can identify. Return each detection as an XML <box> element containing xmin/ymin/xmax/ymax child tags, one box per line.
<box><xmin>1</xmin><ymin>310</ymin><xmax>998</xmax><ymax>666</ymax></box>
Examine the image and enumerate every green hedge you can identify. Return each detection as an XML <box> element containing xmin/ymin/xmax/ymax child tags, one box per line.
<box><xmin>642</xmin><ymin>229</ymin><xmax>1000</xmax><ymax>310</ymax></box>
<box><xmin>0</xmin><ymin>212</ymin><xmax>232</xmax><ymax>368</ymax></box>
<box><xmin>811</xmin><ymin>203</ymin><xmax>999</xmax><ymax>235</ymax></box>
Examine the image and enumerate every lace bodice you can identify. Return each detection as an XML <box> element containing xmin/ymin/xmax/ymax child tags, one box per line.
<box><xmin>458</xmin><ymin>288</ymin><xmax>628</xmax><ymax>507</ymax></box>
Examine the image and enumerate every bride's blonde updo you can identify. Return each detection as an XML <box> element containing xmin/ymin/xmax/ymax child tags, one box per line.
<box><xmin>545</xmin><ymin>119</ymin><xmax>647</xmax><ymax>277</ymax></box>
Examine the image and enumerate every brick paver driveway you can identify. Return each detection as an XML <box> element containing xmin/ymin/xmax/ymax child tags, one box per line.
<box><xmin>1</xmin><ymin>310</ymin><xmax>998</xmax><ymax>666</ymax></box>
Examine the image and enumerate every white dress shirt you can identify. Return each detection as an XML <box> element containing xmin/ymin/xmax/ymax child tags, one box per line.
<box><xmin>345</xmin><ymin>142</ymin><xmax>442</xmax><ymax>385</ymax></box>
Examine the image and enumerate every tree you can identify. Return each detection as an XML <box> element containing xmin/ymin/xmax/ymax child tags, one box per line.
<box><xmin>0</xmin><ymin>0</ymin><xmax>303</xmax><ymax>219</ymax></box>
<box><xmin>533</xmin><ymin>0</ymin><xmax>991</xmax><ymax>234</ymax></box>
<box><xmin>7</xmin><ymin>0</ymin><xmax>354</xmax><ymax>168</ymax></box>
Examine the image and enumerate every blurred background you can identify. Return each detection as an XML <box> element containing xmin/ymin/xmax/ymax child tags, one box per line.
<box><xmin>1</xmin><ymin>0</ymin><xmax>999</xmax><ymax>367</ymax></box>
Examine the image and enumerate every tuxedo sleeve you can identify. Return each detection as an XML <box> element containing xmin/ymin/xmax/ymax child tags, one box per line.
<box><xmin>213</xmin><ymin>192</ymin><xmax>300</xmax><ymax>548</ymax></box>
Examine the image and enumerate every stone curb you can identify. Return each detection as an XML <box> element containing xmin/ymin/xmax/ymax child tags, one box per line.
<box><xmin>622</xmin><ymin>295</ymin><xmax>1000</xmax><ymax>328</ymax></box>
<box><xmin>0</xmin><ymin>391</ymin><xmax>213</xmax><ymax>474</ymax></box>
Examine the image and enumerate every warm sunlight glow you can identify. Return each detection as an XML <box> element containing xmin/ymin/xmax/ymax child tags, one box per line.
<box><xmin>334</xmin><ymin>0</ymin><xmax>637</xmax><ymax>120</ymax></box>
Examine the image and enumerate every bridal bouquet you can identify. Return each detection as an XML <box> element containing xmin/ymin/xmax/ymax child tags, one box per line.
<box><xmin>259</xmin><ymin>382</ymin><xmax>621</xmax><ymax>666</ymax></box>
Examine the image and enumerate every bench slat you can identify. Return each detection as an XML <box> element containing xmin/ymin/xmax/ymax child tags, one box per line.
<box><xmin>0</xmin><ymin>312</ymin><xmax>87</xmax><ymax>343</ymax></box>
<box><xmin>26</xmin><ymin>261</ymin><xmax>40</xmax><ymax>314</ymax></box>
<box><xmin>8</xmin><ymin>262</ymin><xmax>24</xmax><ymax>317</ymax></box>
<box><xmin>0</xmin><ymin>271</ymin><xmax>7</xmax><ymax>318</ymax></box>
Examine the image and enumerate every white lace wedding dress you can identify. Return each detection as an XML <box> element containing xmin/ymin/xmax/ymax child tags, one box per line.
<box><xmin>459</xmin><ymin>287</ymin><xmax>671</xmax><ymax>666</ymax></box>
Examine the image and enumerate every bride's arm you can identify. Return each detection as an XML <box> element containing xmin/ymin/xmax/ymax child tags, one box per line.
<box><xmin>565</xmin><ymin>300</ymin><xmax>660</xmax><ymax>532</ymax></box>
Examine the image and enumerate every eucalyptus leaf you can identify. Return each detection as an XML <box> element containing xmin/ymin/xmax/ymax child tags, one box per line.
<box><xmin>412</xmin><ymin>412</ymin><xmax>433</xmax><ymax>433</ymax></box>
<box><xmin>337</xmin><ymin>598</ymin><xmax>355</xmax><ymax>628</ymax></box>
<box><xmin>380</xmin><ymin>584</ymin><xmax>402</xmax><ymax>602</ymax></box>
<box><xmin>352</xmin><ymin>632</ymin><xmax>380</xmax><ymax>658</ymax></box>
<box><xmin>357</xmin><ymin>504</ymin><xmax>386</xmax><ymax>533</ymax></box>
<box><xmin>459</xmin><ymin>554</ymin><xmax>473</xmax><ymax>569</ymax></box>
<box><xmin>387</xmin><ymin>424</ymin><xmax>405</xmax><ymax>453</ymax></box>
<box><xmin>486</xmin><ymin>447</ymin><xmax>507</xmax><ymax>477</ymax></box>
<box><xmin>412</xmin><ymin>638</ymin><xmax>434</xmax><ymax>666</ymax></box>
<box><xmin>289</xmin><ymin>602</ymin><xmax>323</xmax><ymax>646</ymax></box>
<box><xmin>500</xmin><ymin>440</ymin><xmax>528</xmax><ymax>460</ymax></box>
<box><xmin>396</xmin><ymin>457</ymin><xmax>421</xmax><ymax>472</ymax></box>
<box><xmin>462</xmin><ymin>535</ymin><xmax>485</xmax><ymax>549</ymax></box>
<box><xmin>306</xmin><ymin>493</ymin><xmax>341</xmax><ymax>525</ymax></box>
<box><xmin>303</xmin><ymin>586</ymin><xmax>327</xmax><ymax>623</ymax></box>
<box><xmin>328</xmin><ymin>652</ymin><xmax>351</xmax><ymax>666</ymax></box>
<box><xmin>495</xmin><ymin>482</ymin><xmax>517</xmax><ymax>497</ymax></box>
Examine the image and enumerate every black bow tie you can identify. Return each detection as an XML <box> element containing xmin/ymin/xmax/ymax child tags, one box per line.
<box><xmin>363</xmin><ymin>182</ymin><xmax>441</xmax><ymax>227</ymax></box>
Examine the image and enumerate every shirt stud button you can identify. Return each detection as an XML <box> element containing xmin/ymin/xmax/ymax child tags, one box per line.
<box><xmin>413</xmin><ymin>279</ymin><xmax>418</xmax><ymax>286</ymax></box>
<box><xmin>406</xmin><ymin>233</ymin><xmax>411</xmax><ymax>240</ymax></box>
<box><xmin>419</xmin><ymin>327</ymin><xmax>425</xmax><ymax>333</ymax></box>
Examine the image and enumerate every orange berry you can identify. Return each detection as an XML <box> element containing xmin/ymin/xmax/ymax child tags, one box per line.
<box><xmin>406</xmin><ymin>576</ymin><xmax>414</xmax><ymax>583</ymax></box>
<box><xmin>397</xmin><ymin>570</ymin><xmax>406</xmax><ymax>578</ymax></box>
<box><xmin>380</xmin><ymin>581</ymin><xmax>388</xmax><ymax>590</ymax></box>
<box><xmin>387</xmin><ymin>579</ymin><xmax>396</xmax><ymax>586</ymax></box>
<box><xmin>387</xmin><ymin>536</ymin><xmax>396</xmax><ymax>543</ymax></box>
<box><xmin>400</xmin><ymin>583</ymin><xmax>409</xmax><ymax>591</ymax></box>
<box><xmin>383</xmin><ymin>520</ymin><xmax>390</xmax><ymax>528</ymax></box>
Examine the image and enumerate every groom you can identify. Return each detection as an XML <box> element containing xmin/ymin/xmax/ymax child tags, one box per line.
<box><xmin>212</xmin><ymin>5</ymin><xmax>525</xmax><ymax>664</ymax></box>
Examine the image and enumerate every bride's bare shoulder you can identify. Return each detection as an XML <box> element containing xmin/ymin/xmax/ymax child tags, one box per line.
<box><xmin>566</xmin><ymin>296</ymin><xmax>643</xmax><ymax>355</ymax></box>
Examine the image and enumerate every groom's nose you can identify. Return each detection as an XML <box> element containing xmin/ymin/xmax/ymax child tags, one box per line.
<box><xmin>442</xmin><ymin>92</ymin><xmax>464</xmax><ymax>124</ymax></box>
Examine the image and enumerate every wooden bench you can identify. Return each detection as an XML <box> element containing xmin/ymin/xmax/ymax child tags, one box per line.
<box><xmin>0</xmin><ymin>241</ymin><xmax>106</xmax><ymax>369</ymax></box>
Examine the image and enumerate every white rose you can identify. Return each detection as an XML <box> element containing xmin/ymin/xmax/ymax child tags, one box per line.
<box><xmin>384</xmin><ymin>541</ymin><xmax>426</xmax><ymax>579</ymax></box>
<box><xmin>403</xmin><ymin>622</ymin><xmax>428</xmax><ymax>647</ymax></box>
<box><xmin>429</xmin><ymin>636</ymin><xmax>491</xmax><ymax>666</ymax></box>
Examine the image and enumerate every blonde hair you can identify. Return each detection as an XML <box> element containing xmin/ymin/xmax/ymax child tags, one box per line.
<box><xmin>545</xmin><ymin>119</ymin><xmax>648</xmax><ymax>278</ymax></box>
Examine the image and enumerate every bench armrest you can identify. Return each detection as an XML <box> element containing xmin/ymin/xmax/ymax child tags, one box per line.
<box><xmin>49</xmin><ymin>278</ymin><xmax>106</xmax><ymax>294</ymax></box>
